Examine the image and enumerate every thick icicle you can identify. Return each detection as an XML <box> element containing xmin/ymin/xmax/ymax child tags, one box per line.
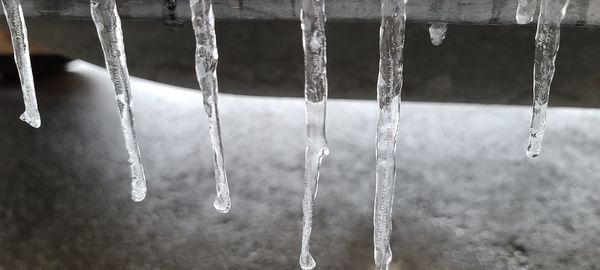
<box><xmin>526</xmin><ymin>0</ymin><xmax>569</xmax><ymax>158</ymax></box>
<box><xmin>428</xmin><ymin>23</ymin><xmax>447</xmax><ymax>46</ymax></box>
<box><xmin>90</xmin><ymin>0</ymin><xmax>147</xmax><ymax>201</ymax></box>
<box><xmin>298</xmin><ymin>0</ymin><xmax>329</xmax><ymax>269</ymax></box>
<box><xmin>190</xmin><ymin>0</ymin><xmax>231</xmax><ymax>213</ymax></box>
<box><xmin>516</xmin><ymin>0</ymin><xmax>539</xmax><ymax>24</ymax></box>
<box><xmin>1</xmin><ymin>0</ymin><xmax>40</xmax><ymax>128</ymax></box>
<box><xmin>374</xmin><ymin>0</ymin><xmax>406</xmax><ymax>269</ymax></box>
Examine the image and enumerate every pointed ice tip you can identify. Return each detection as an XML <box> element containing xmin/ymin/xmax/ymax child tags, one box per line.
<box><xmin>131</xmin><ymin>189</ymin><xmax>147</xmax><ymax>202</ymax></box>
<box><xmin>19</xmin><ymin>111</ymin><xmax>41</xmax><ymax>128</ymax></box>
<box><xmin>299</xmin><ymin>253</ymin><xmax>316</xmax><ymax>270</ymax></box>
<box><xmin>526</xmin><ymin>151</ymin><xmax>540</xmax><ymax>159</ymax></box>
<box><xmin>213</xmin><ymin>194</ymin><xmax>231</xmax><ymax>213</ymax></box>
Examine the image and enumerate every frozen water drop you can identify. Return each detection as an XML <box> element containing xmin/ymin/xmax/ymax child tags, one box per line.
<box><xmin>374</xmin><ymin>0</ymin><xmax>406</xmax><ymax>269</ymax></box>
<box><xmin>428</xmin><ymin>23</ymin><xmax>447</xmax><ymax>46</ymax></box>
<box><xmin>90</xmin><ymin>0</ymin><xmax>148</xmax><ymax>201</ymax></box>
<box><xmin>1</xmin><ymin>0</ymin><xmax>41</xmax><ymax>128</ymax></box>
<box><xmin>299</xmin><ymin>252</ymin><xmax>316</xmax><ymax>270</ymax></box>
<box><xmin>190</xmin><ymin>0</ymin><xmax>232</xmax><ymax>212</ymax></box>
<box><xmin>299</xmin><ymin>0</ymin><xmax>329</xmax><ymax>269</ymax></box>
<box><xmin>526</xmin><ymin>0</ymin><xmax>569</xmax><ymax>158</ymax></box>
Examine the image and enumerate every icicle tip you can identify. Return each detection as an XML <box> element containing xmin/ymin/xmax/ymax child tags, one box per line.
<box><xmin>19</xmin><ymin>111</ymin><xmax>41</xmax><ymax>128</ymax></box>
<box><xmin>213</xmin><ymin>194</ymin><xmax>231</xmax><ymax>213</ymax></box>
<box><xmin>299</xmin><ymin>252</ymin><xmax>316</xmax><ymax>270</ymax></box>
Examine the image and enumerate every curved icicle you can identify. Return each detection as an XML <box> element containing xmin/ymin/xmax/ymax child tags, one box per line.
<box><xmin>526</xmin><ymin>0</ymin><xmax>569</xmax><ymax>158</ymax></box>
<box><xmin>374</xmin><ymin>0</ymin><xmax>406</xmax><ymax>269</ymax></box>
<box><xmin>298</xmin><ymin>0</ymin><xmax>329</xmax><ymax>269</ymax></box>
<box><xmin>190</xmin><ymin>0</ymin><xmax>231</xmax><ymax>213</ymax></box>
<box><xmin>90</xmin><ymin>0</ymin><xmax>147</xmax><ymax>201</ymax></box>
<box><xmin>516</xmin><ymin>0</ymin><xmax>539</xmax><ymax>24</ymax></box>
<box><xmin>1</xmin><ymin>0</ymin><xmax>41</xmax><ymax>128</ymax></box>
<box><xmin>428</xmin><ymin>23</ymin><xmax>447</xmax><ymax>46</ymax></box>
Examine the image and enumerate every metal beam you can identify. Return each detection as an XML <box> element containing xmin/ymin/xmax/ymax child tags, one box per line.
<box><xmin>13</xmin><ymin>0</ymin><xmax>600</xmax><ymax>26</ymax></box>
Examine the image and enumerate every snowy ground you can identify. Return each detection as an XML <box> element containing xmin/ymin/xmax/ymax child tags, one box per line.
<box><xmin>1</xmin><ymin>61</ymin><xmax>600</xmax><ymax>269</ymax></box>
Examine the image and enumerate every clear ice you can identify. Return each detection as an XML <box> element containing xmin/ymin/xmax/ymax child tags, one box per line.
<box><xmin>90</xmin><ymin>0</ymin><xmax>147</xmax><ymax>201</ymax></box>
<box><xmin>428</xmin><ymin>23</ymin><xmax>447</xmax><ymax>46</ymax></box>
<box><xmin>299</xmin><ymin>0</ymin><xmax>329</xmax><ymax>269</ymax></box>
<box><xmin>1</xmin><ymin>0</ymin><xmax>41</xmax><ymax>128</ymax></box>
<box><xmin>516</xmin><ymin>0</ymin><xmax>539</xmax><ymax>24</ymax></box>
<box><xmin>190</xmin><ymin>0</ymin><xmax>231</xmax><ymax>213</ymax></box>
<box><xmin>526</xmin><ymin>0</ymin><xmax>569</xmax><ymax>158</ymax></box>
<box><xmin>374</xmin><ymin>0</ymin><xmax>406</xmax><ymax>269</ymax></box>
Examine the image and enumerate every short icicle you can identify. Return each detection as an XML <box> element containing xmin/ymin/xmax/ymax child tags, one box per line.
<box><xmin>90</xmin><ymin>0</ymin><xmax>147</xmax><ymax>201</ymax></box>
<box><xmin>428</xmin><ymin>23</ymin><xmax>447</xmax><ymax>46</ymax></box>
<box><xmin>516</xmin><ymin>0</ymin><xmax>539</xmax><ymax>24</ymax></box>
<box><xmin>526</xmin><ymin>0</ymin><xmax>569</xmax><ymax>158</ymax></box>
<box><xmin>190</xmin><ymin>0</ymin><xmax>231</xmax><ymax>213</ymax></box>
<box><xmin>374</xmin><ymin>0</ymin><xmax>407</xmax><ymax>269</ymax></box>
<box><xmin>298</xmin><ymin>0</ymin><xmax>329</xmax><ymax>269</ymax></box>
<box><xmin>1</xmin><ymin>0</ymin><xmax>41</xmax><ymax>128</ymax></box>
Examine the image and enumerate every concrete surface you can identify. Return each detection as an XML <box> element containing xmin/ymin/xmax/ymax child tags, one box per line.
<box><xmin>1</xmin><ymin>61</ymin><xmax>600</xmax><ymax>269</ymax></box>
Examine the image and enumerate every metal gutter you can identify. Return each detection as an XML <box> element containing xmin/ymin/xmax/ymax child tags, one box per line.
<box><xmin>14</xmin><ymin>0</ymin><xmax>600</xmax><ymax>26</ymax></box>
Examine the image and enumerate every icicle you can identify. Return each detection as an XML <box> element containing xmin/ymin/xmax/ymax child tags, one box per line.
<box><xmin>190</xmin><ymin>0</ymin><xmax>231</xmax><ymax>213</ymax></box>
<box><xmin>90</xmin><ymin>0</ymin><xmax>147</xmax><ymax>201</ymax></box>
<box><xmin>516</xmin><ymin>0</ymin><xmax>539</xmax><ymax>24</ymax></box>
<box><xmin>374</xmin><ymin>0</ymin><xmax>406</xmax><ymax>269</ymax></box>
<box><xmin>428</xmin><ymin>23</ymin><xmax>447</xmax><ymax>46</ymax></box>
<box><xmin>526</xmin><ymin>0</ymin><xmax>569</xmax><ymax>158</ymax></box>
<box><xmin>298</xmin><ymin>0</ymin><xmax>329</xmax><ymax>269</ymax></box>
<box><xmin>1</xmin><ymin>0</ymin><xmax>40</xmax><ymax>128</ymax></box>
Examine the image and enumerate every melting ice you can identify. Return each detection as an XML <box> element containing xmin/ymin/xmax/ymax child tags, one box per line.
<box><xmin>374</xmin><ymin>0</ymin><xmax>406</xmax><ymax>269</ymax></box>
<box><xmin>90</xmin><ymin>0</ymin><xmax>147</xmax><ymax>201</ymax></box>
<box><xmin>517</xmin><ymin>0</ymin><xmax>539</xmax><ymax>24</ymax></box>
<box><xmin>526</xmin><ymin>0</ymin><xmax>569</xmax><ymax>158</ymax></box>
<box><xmin>428</xmin><ymin>23</ymin><xmax>447</xmax><ymax>46</ymax></box>
<box><xmin>1</xmin><ymin>0</ymin><xmax>40</xmax><ymax>128</ymax></box>
<box><xmin>298</xmin><ymin>0</ymin><xmax>329</xmax><ymax>269</ymax></box>
<box><xmin>190</xmin><ymin>0</ymin><xmax>231</xmax><ymax>213</ymax></box>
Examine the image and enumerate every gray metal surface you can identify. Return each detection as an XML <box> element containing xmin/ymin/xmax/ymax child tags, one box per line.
<box><xmin>13</xmin><ymin>0</ymin><xmax>600</xmax><ymax>25</ymax></box>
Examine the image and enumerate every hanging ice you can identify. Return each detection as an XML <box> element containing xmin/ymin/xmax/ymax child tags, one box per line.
<box><xmin>374</xmin><ymin>0</ymin><xmax>406</xmax><ymax>269</ymax></box>
<box><xmin>428</xmin><ymin>23</ymin><xmax>447</xmax><ymax>46</ymax></box>
<box><xmin>526</xmin><ymin>0</ymin><xmax>569</xmax><ymax>158</ymax></box>
<box><xmin>90</xmin><ymin>0</ymin><xmax>147</xmax><ymax>201</ymax></box>
<box><xmin>298</xmin><ymin>0</ymin><xmax>329</xmax><ymax>269</ymax></box>
<box><xmin>190</xmin><ymin>0</ymin><xmax>231</xmax><ymax>213</ymax></box>
<box><xmin>1</xmin><ymin>0</ymin><xmax>40</xmax><ymax>128</ymax></box>
<box><xmin>516</xmin><ymin>0</ymin><xmax>539</xmax><ymax>24</ymax></box>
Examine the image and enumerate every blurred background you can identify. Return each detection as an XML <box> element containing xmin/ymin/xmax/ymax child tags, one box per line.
<box><xmin>2</xmin><ymin>1</ymin><xmax>600</xmax><ymax>269</ymax></box>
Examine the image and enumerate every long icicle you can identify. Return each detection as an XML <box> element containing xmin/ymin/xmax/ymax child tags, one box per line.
<box><xmin>298</xmin><ymin>0</ymin><xmax>329</xmax><ymax>269</ymax></box>
<box><xmin>526</xmin><ymin>0</ymin><xmax>569</xmax><ymax>158</ymax></box>
<box><xmin>374</xmin><ymin>0</ymin><xmax>406</xmax><ymax>269</ymax></box>
<box><xmin>90</xmin><ymin>0</ymin><xmax>147</xmax><ymax>201</ymax></box>
<box><xmin>1</xmin><ymin>0</ymin><xmax>41</xmax><ymax>128</ymax></box>
<box><xmin>516</xmin><ymin>0</ymin><xmax>539</xmax><ymax>24</ymax></box>
<box><xmin>190</xmin><ymin>0</ymin><xmax>231</xmax><ymax>213</ymax></box>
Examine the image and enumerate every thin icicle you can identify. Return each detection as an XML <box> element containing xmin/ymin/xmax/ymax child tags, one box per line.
<box><xmin>190</xmin><ymin>0</ymin><xmax>231</xmax><ymax>213</ymax></box>
<box><xmin>90</xmin><ymin>0</ymin><xmax>147</xmax><ymax>201</ymax></box>
<box><xmin>516</xmin><ymin>0</ymin><xmax>539</xmax><ymax>24</ymax></box>
<box><xmin>298</xmin><ymin>0</ymin><xmax>329</xmax><ymax>269</ymax></box>
<box><xmin>428</xmin><ymin>23</ymin><xmax>447</xmax><ymax>46</ymax></box>
<box><xmin>374</xmin><ymin>0</ymin><xmax>406</xmax><ymax>269</ymax></box>
<box><xmin>526</xmin><ymin>0</ymin><xmax>569</xmax><ymax>158</ymax></box>
<box><xmin>1</xmin><ymin>0</ymin><xmax>40</xmax><ymax>128</ymax></box>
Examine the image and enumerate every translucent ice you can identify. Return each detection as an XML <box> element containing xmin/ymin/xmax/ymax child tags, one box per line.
<box><xmin>91</xmin><ymin>0</ymin><xmax>147</xmax><ymax>201</ymax></box>
<box><xmin>428</xmin><ymin>23</ymin><xmax>447</xmax><ymax>46</ymax></box>
<box><xmin>1</xmin><ymin>0</ymin><xmax>41</xmax><ymax>128</ymax></box>
<box><xmin>190</xmin><ymin>0</ymin><xmax>231</xmax><ymax>213</ymax></box>
<box><xmin>299</xmin><ymin>0</ymin><xmax>329</xmax><ymax>269</ymax></box>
